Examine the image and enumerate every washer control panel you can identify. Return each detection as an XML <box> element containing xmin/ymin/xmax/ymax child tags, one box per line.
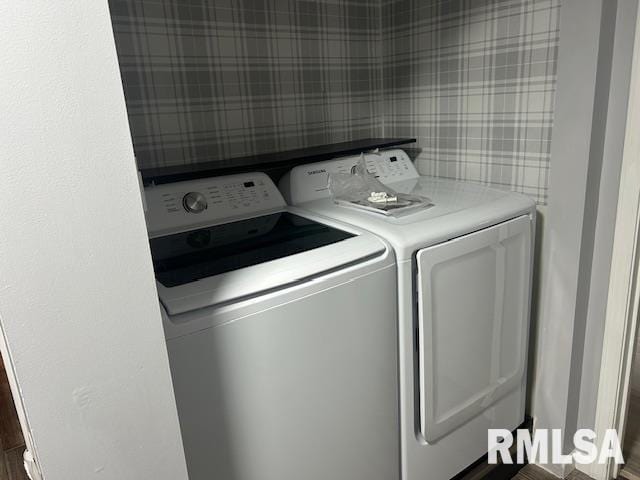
<box><xmin>145</xmin><ymin>172</ymin><xmax>286</xmax><ymax>237</ymax></box>
<box><xmin>282</xmin><ymin>149</ymin><xmax>419</xmax><ymax>204</ymax></box>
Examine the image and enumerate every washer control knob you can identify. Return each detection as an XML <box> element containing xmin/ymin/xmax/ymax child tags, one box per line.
<box><xmin>182</xmin><ymin>192</ymin><xmax>208</xmax><ymax>214</ymax></box>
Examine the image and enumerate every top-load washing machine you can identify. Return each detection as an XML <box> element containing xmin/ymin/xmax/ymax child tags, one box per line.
<box><xmin>144</xmin><ymin>172</ymin><xmax>399</xmax><ymax>480</ymax></box>
<box><xmin>280</xmin><ymin>149</ymin><xmax>536</xmax><ymax>480</ymax></box>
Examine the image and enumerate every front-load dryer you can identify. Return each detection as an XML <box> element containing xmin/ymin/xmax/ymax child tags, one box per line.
<box><xmin>280</xmin><ymin>149</ymin><xmax>536</xmax><ymax>480</ymax></box>
<box><xmin>144</xmin><ymin>172</ymin><xmax>399</xmax><ymax>480</ymax></box>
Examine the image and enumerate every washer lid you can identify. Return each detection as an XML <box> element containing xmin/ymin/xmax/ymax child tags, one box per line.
<box><xmin>153</xmin><ymin>211</ymin><xmax>387</xmax><ymax>315</ymax></box>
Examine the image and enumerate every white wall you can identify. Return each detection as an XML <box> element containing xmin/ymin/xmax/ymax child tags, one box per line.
<box><xmin>531</xmin><ymin>2</ymin><xmax>603</xmax><ymax>461</ymax></box>
<box><xmin>633</xmin><ymin>330</ymin><xmax>640</xmax><ymax>394</ymax></box>
<box><xmin>577</xmin><ymin>0</ymin><xmax>638</xmax><ymax>429</ymax></box>
<box><xmin>530</xmin><ymin>0</ymin><xmax>637</xmax><ymax>474</ymax></box>
<box><xmin>0</xmin><ymin>2</ymin><xmax>189</xmax><ymax>479</ymax></box>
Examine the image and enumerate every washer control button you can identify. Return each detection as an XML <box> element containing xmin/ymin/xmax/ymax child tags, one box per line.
<box><xmin>182</xmin><ymin>192</ymin><xmax>208</xmax><ymax>214</ymax></box>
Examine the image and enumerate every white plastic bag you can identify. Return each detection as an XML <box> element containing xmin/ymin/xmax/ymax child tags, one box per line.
<box><xmin>328</xmin><ymin>154</ymin><xmax>432</xmax><ymax>216</ymax></box>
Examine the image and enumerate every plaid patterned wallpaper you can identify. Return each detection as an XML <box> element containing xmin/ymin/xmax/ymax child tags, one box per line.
<box><xmin>382</xmin><ymin>0</ymin><xmax>561</xmax><ymax>204</ymax></box>
<box><xmin>110</xmin><ymin>0</ymin><xmax>560</xmax><ymax>204</ymax></box>
<box><xmin>109</xmin><ymin>0</ymin><xmax>382</xmax><ymax>169</ymax></box>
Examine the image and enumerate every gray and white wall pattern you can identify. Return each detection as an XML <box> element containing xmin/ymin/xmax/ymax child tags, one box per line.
<box><xmin>109</xmin><ymin>0</ymin><xmax>382</xmax><ymax>169</ymax></box>
<box><xmin>382</xmin><ymin>0</ymin><xmax>560</xmax><ymax>204</ymax></box>
<box><xmin>110</xmin><ymin>0</ymin><xmax>560</xmax><ymax>205</ymax></box>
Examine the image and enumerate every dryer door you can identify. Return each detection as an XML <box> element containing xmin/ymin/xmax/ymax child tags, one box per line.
<box><xmin>416</xmin><ymin>215</ymin><xmax>532</xmax><ymax>442</ymax></box>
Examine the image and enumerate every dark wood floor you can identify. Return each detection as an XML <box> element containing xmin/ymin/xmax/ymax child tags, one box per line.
<box><xmin>512</xmin><ymin>461</ymin><xmax>640</xmax><ymax>480</ymax></box>
<box><xmin>513</xmin><ymin>465</ymin><xmax>593</xmax><ymax>479</ymax></box>
<box><xmin>0</xmin><ymin>359</ymin><xmax>27</xmax><ymax>480</ymax></box>
<box><xmin>620</xmin><ymin>391</ymin><xmax>640</xmax><ymax>480</ymax></box>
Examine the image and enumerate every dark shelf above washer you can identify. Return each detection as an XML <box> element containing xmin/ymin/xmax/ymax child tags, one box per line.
<box><xmin>140</xmin><ymin>137</ymin><xmax>416</xmax><ymax>185</ymax></box>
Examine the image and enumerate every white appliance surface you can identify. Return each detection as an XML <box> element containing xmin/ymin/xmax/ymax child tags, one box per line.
<box><xmin>145</xmin><ymin>172</ymin><xmax>400</xmax><ymax>480</ymax></box>
<box><xmin>147</xmin><ymin>172</ymin><xmax>387</xmax><ymax>315</ymax></box>
<box><xmin>281</xmin><ymin>151</ymin><xmax>534</xmax><ymax>261</ymax></box>
<box><xmin>280</xmin><ymin>149</ymin><xmax>536</xmax><ymax>480</ymax></box>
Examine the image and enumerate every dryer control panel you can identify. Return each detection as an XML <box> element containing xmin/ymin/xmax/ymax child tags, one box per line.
<box><xmin>365</xmin><ymin>150</ymin><xmax>418</xmax><ymax>182</ymax></box>
<box><xmin>145</xmin><ymin>172</ymin><xmax>286</xmax><ymax>237</ymax></box>
<box><xmin>281</xmin><ymin>149</ymin><xmax>419</xmax><ymax>204</ymax></box>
